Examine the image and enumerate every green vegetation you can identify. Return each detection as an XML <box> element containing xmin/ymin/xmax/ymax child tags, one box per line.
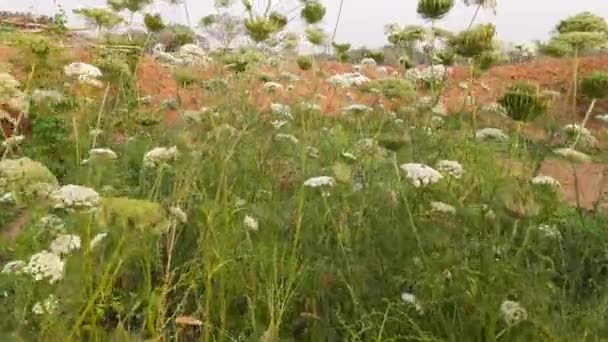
<box><xmin>0</xmin><ymin>2</ymin><xmax>607</xmax><ymax>341</ymax></box>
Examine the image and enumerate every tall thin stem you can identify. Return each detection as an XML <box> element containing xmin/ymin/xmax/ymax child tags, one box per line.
<box><xmin>332</xmin><ymin>0</ymin><xmax>345</xmax><ymax>42</ymax></box>
<box><xmin>183</xmin><ymin>0</ymin><xmax>192</xmax><ymax>27</ymax></box>
<box><xmin>467</xmin><ymin>3</ymin><xmax>482</xmax><ymax>30</ymax></box>
<box><xmin>571</xmin><ymin>47</ymin><xmax>579</xmax><ymax>125</ymax></box>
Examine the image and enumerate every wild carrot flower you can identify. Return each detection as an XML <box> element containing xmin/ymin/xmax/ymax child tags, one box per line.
<box><xmin>500</xmin><ymin>300</ymin><xmax>528</xmax><ymax>325</ymax></box>
<box><xmin>264</xmin><ymin>82</ymin><xmax>283</xmax><ymax>92</ymax></box>
<box><xmin>0</xmin><ymin>192</ymin><xmax>15</xmax><ymax>204</ymax></box>
<box><xmin>304</xmin><ymin>176</ymin><xmax>336</xmax><ymax>188</ymax></box>
<box><xmin>32</xmin><ymin>295</ymin><xmax>58</xmax><ymax>315</ymax></box>
<box><xmin>37</xmin><ymin>215</ymin><xmax>65</xmax><ymax>231</ymax></box>
<box><xmin>430</xmin><ymin>201</ymin><xmax>456</xmax><ymax>214</ymax></box>
<box><xmin>342</xmin><ymin>104</ymin><xmax>372</xmax><ymax>114</ymax></box>
<box><xmin>553</xmin><ymin>148</ymin><xmax>590</xmax><ymax>163</ymax></box>
<box><xmin>23</xmin><ymin>251</ymin><xmax>64</xmax><ymax>284</ymax></box>
<box><xmin>561</xmin><ymin>124</ymin><xmax>596</xmax><ymax>146</ymax></box>
<box><xmin>64</xmin><ymin>62</ymin><xmax>102</xmax><ymax>79</ymax></box>
<box><xmin>143</xmin><ymin>146</ymin><xmax>179</xmax><ymax>168</ymax></box>
<box><xmin>86</xmin><ymin>148</ymin><xmax>118</xmax><ymax>162</ymax></box>
<box><xmin>243</xmin><ymin>215</ymin><xmax>259</xmax><ymax>231</ymax></box>
<box><xmin>476</xmin><ymin>128</ymin><xmax>508</xmax><ymax>141</ymax></box>
<box><xmin>169</xmin><ymin>206</ymin><xmax>188</xmax><ymax>224</ymax></box>
<box><xmin>536</xmin><ymin>224</ymin><xmax>561</xmax><ymax>239</ymax></box>
<box><xmin>436</xmin><ymin>160</ymin><xmax>464</xmax><ymax>179</ymax></box>
<box><xmin>271</xmin><ymin>119</ymin><xmax>289</xmax><ymax>129</ymax></box>
<box><xmin>270</xmin><ymin>103</ymin><xmax>292</xmax><ymax>117</ymax></box>
<box><xmin>2</xmin><ymin>260</ymin><xmax>26</xmax><ymax>274</ymax></box>
<box><xmin>401</xmin><ymin>292</ymin><xmax>424</xmax><ymax>314</ymax></box>
<box><xmin>50</xmin><ymin>185</ymin><xmax>100</xmax><ymax>212</ymax></box>
<box><xmin>400</xmin><ymin>163</ymin><xmax>443</xmax><ymax>187</ymax></box>
<box><xmin>327</xmin><ymin>73</ymin><xmax>370</xmax><ymax>87</ymax></box>
<box><xmin>531</xmin><ymin>175</ymin><xmax>560</xmax><ymax>187</ymax></box>
<box><xmin>49</xmin><ymin>234</ymin><xmax>81</xmax><ymax>256</ymax></box>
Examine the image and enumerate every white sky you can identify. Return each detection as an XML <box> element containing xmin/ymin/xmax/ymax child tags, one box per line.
<box><xmin>3</xmin><ymin>0</ymin><xmax>608</xmax><ymax>48</ymax></box>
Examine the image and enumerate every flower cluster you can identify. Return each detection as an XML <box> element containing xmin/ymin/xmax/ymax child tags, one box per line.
<box><xmin>400</xmin><ymin>163</ymin><xmax>443</xmax><ymax>187</ymax></box>
<box><xmin>536</xmin><ymin>224</ymin><xmax>561</xmax><ymax>239</ymax></box>
<box><xmin>64</xmin><ymin>62</ymin><xmax>103</xmax><ymax>88</ymax></box>
<box><xmin>243</xmin><ymin>215</ymin><xmax>259</xmax><ymax>231</ymax></box>
<box><xmin>475</xmin><ymin>128</ymin><xmax>508</xmax><ymax>141</ymax></box>
<box><xmin>49</xmin><ymin>234</ymin><xmax>82</xmax><ymax>256</ymax></box>
<box><xmin>430</xmin><ymin>201</ymin><xmax>456</xmax><ymax>214</ymax></box>
<box><xmin>359</xmin><ymin>58</ymin><xmax>377</xmax><ymax>67</ymax></box>
<box><xmin>405</xmin><ymin>65</ymin><xmax>449</xmax><ymax>86</ymax></box>
<box><xmin>303</xmin><ymin>176</ymin><xmax>336</xmax><ymax>188</ymax></box>
<box><xmin>327</xmin><ymin>73</ymin><xmax>370</xmax><ymax>87</ymax></box>
<box><xmin>561</xmin><ymin>124</ymin><xmax>596</xmax><ymax>147</ymax></box>
<box><xmin>264</xmin><ymin>82</ymin><xmax>283</xmax><ymax>92</ymax></box>
<box><xmin>22</xmin><ymin>251</ymin><xmax>64</xmax><ymax>284</ymax></box>
<box><xmin>553</xmin><ymin>148</ymin><xmax>590</xmax><ymax>163</ymax></box>
<box><xmin>143</xmin><ymin>146</ymin><xmax>179</xmax><ymax>168</ymax></box>
<box><xmin>51</xmin><ymin>184</ymin><xmax>101</xmax><ymax>212</ymax></box>
<box><xmin>32</xmin><ymin>295</ymin><xmax>59</xmax><ymax>315</ymax></box>
<box><xmin>500</xmin><ymin>300</ymin><xmax>528</xmax><ymax>325</ymax></box>
<box><xmin>436</xmin><ymin>160</ymin><xmax>464</xmax><ymax>179</ymax></box>
<box><xmin>531</xmin><ymin>175</ymin><xmax>560</xmax><ymax>187</ymax></box>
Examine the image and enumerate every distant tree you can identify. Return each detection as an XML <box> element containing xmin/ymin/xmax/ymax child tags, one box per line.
<box><xmin>73</xmin><ymin>8</ymin><xmax>123</xmax><ymax>37</ymax></box>
<box><xmin>107</xmin><ymin>0</ymin><xmax>153</xmax><ymax>24</ymax></box>
<box><xmin>198</xmin><ymin>1</ymin><xmax>244</xmax><ymax>49</ymax></box>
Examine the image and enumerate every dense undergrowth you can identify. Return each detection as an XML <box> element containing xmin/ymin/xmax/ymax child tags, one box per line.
<box><xmin>1</xmin><ymin>1</ymin><xmax>608</xmax><ymax>341</ymax></box>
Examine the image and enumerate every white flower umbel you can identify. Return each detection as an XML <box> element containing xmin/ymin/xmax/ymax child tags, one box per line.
<box><xmin>32</xmin><ymin>295</ymin><xmax>58</xmax><ymax>315</ymax></box>
<box><xmin>301</xmin><ymin>102</ymin><xmax>321</xmax><ymax>112</ymax></box>
<box><xmin>243</xmin><ymin>215</ymin><xmax>259</xmax><ymax>232</ymax></box>
<box><xmin>271</xmin><ymin>119</ymin><xmax>289</xmax><ymax>129</ymax></box>
<box><xmin>89</xmin><ymin>128</ymin><xmax>103</xmax><ymax>137</ymax></box>
<box><xmin>562</xmin><ymin>124</ymin><xmax>596</xmax><ymax>146</ymax></box>
<box><xmin>51</xmin><ymin>185</ymin><xmax>100</xmax><ymax>212</ymax></box>
<box><xmin>360</xmin><ymin>58</ymin><xmax>377</xmax><ymax>67</ymax></box>
<box><xmin>264</xmin><ymin>82</ymin><xmax>283</xmax><ymax>92</ymax></box>
<box><xmin>595</xmin><ymin>114</ymin><xmax>608</xmax><ymax>123</ymax></box>
<box><xmin>531</xmin><ymin>175</ymin><xmax>560</xmax><ymax>187</ymax></box>
<box><xmin>400</xmin><ymin>163</ymin><xmax>443</xmax><ymax>188</ymax></box>
<box><xmin>77</xmin><ymin>75</ymin><xmax>103</xmax><ymax>88</ymax></box>
<box><xmin>536</xmin><ymin>224</ymin><xmax>561</xmax><ymax>239</ymax></box>
<box><xmin>1</xmin><ymin>260</ymin><xmax>26</xmax><ymax>274</ymax></box>
<box><xmin>270</xmin><ymin>103</ymin><xmax>292</xmax><ymax>118</ymax></box>
<box><xmin>476</xmin><ymin>128</ymin><xmax>508</xmax><ymax>141</ymax></box>
<box><xmin>327</xmin><ymin>73</ymin><xmax>370</xmax><ymax>88</ymax></box>
<box><xmin>37</xmin><ymin>215</ymin><xmax>65</xmax><ymax>231</ymax></box>
<box><xmin>342</xmin><ymin>104</ymin><xmax>372</xmax><ymax>114</ymax></box>
<box><xmin>304</xmin><ymin>176</ymin><xmax>336</xmax><ymax>188</ymax></box>
<box><xmin>436</xmin><ymin>160</ymin><xmax>464</xmax><ymax>179</ymax></box>
<box><xmin>49</xmin><ymin>234</ymin><xmax>81</xmax><ymax>256</ymax></box>
<box><xmin>0</xmin><ymin>192</ymin><xmax>15</xmax><ymax>204</ymax></box>
<box><xmin>23</xmin><ymin>251</ymin><xmax>64</xmax><ymax>284</ymax></box>
<box><xmin>89</xmin><ymin>148</ymin><xmax>117</xmax><ymax>159</ymax></box>
<box><xmin>341</xmin><ymin>151</ymin><xmax>357</xmax><ymax>161</ymax></box>
<box><xmin>169</xmin><ymin>206</ymin><xmax>188</xmax><ymax>224</ymax></box>
<box><xmin>553</xmin><ymin>148</ymin><xmax>591</xmax><ymax>163</ymax></box>
<box><xmin>401</xmin><ymin>292</ymin><xmax>424</xmax><ymax>314</ymax></box>
<box><xmin>430</xmin><ymin>201</ymin><xmax>456</xmax><ymax>214</ymax></box>
<box><xmin>482</xmin><ymin>102</ymin><xmax>507</xmax><ymax>116</ymax></box>
<box><xmin>143</xmin><ymin>146</ymin><xmax>179</xmax><ymax>168</ymax></box>
<box><xmin>64</xmin><ymin>62</ymin><xmax>102</xmax><ymax>79</ymax></box>
<box><xmin>500</xmin><ymin>300</ymin><xmax>528</xmax><ymax>325</ymax></box>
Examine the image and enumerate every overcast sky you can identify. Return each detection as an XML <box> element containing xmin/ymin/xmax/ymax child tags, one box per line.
<box><xmin>5</xmin><ymin>1</ymin><xmax>608</xmax><ymax>48</ymax></box>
